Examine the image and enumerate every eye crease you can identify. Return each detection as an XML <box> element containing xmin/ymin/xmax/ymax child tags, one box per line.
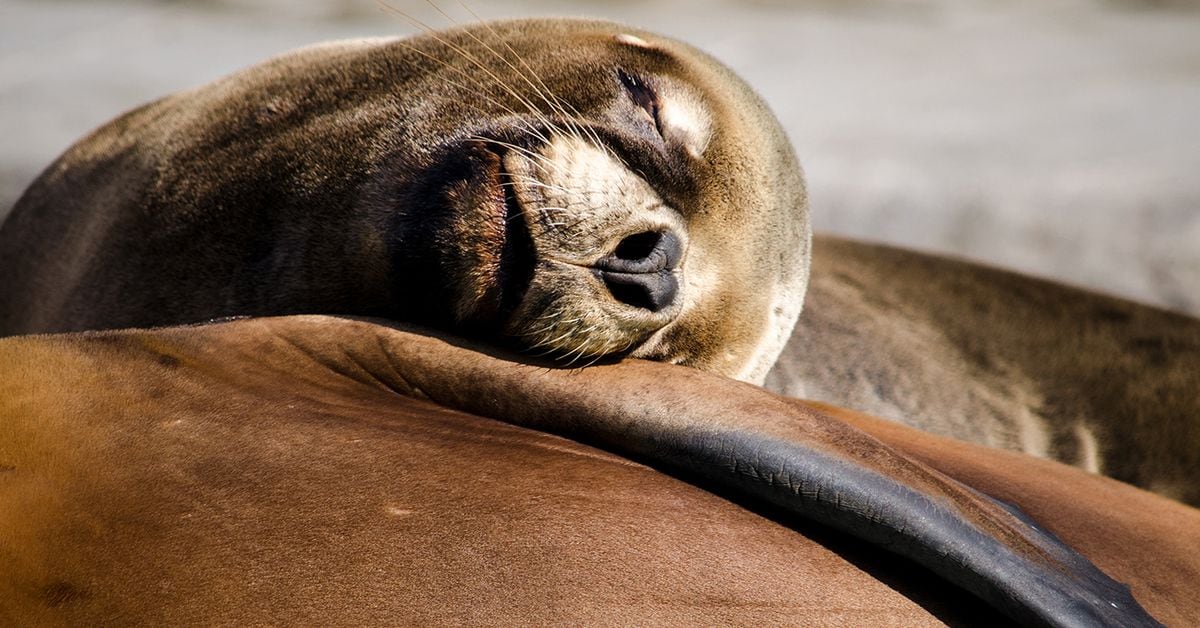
<box><xmin>617</xmin><ymin>69</ymin><xmax>664</xmax><ymax>138</ymax></box>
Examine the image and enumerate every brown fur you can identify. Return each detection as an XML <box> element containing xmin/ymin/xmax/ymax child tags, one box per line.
<box><xmin>0</xmin><ymin>328</ymin><xmax>950</xmax><ymax>625</ymax></box>
<box><xmin>0</xmin><ymin>20</ymin><xmax>808</xmax><ymax>382</ymax></box>
<box><xmin>767</xmin><ymin>235</ymin><xmax>1200</xmax><ymax>505</ymax></box>
<box><xmin>3</xmin><ymin>316</ymin><xmax>1194</xmax><ymax>624</ymax></box>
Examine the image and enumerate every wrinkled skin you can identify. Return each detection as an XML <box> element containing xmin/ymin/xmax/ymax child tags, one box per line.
<box><xmin>2</xmin><ymin>316</ymin><xmax>1189</xmax><ymax>626</ymax></box>
<box><xmin>0</xmin><ymin>19</ymin><xmax>809</xmax><ymax>383</ymax></box>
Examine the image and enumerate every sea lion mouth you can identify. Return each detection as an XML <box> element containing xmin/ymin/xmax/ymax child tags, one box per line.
<box><xmin>493</xmin><ymin>155</ymin><xmax>538</xmax><ymax>317</ymax></box>
<box><xmin>433</xmin><ymin>139</ymin><xmax>536</xmax><ymax>330</ymax></box>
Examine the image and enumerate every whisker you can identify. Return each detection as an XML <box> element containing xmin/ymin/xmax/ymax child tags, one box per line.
<box><xmin>469</xmin><ymin>136</ymin><xmax>562</xmax><ymax>172</ymax></box>
<box><xmin>377</xmin><ymin>2</ymin><xmax>566</xmax><ymax>147</ymax></box>
<box><xmin>427</xmin><ymin>1</ymin><xmax>573</xmax><ymax>129</ymax></box>
<box><xmin>374</xmin><ymin>7</ymin><xmax>552</xmax><ymax>146</ymax></box>
<box><xmin>373</xmin><ymin>27</ymin><xmax>552</xmax><ymax>145</ymax></box>
<box><xmin>458</xmin><ymin>2</ymin><xmax>614</xmax><ymax>160</ymax></box>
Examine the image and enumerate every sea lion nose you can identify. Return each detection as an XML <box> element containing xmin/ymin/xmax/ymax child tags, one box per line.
<box><xmin>594</xmin><ymin>230</ymin><xmax>682</xmax><ymax>312</ymax></box>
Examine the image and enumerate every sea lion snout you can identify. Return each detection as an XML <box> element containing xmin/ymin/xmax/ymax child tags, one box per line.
<box><xmin>492</xmin><ymin>130</ymin><xmax>694</xmax><ymax>360</ymax></box>
<box><xmin>593</xmin><ymin>230</ymin><xmax>682</xmax><ymax>312</ymax></box>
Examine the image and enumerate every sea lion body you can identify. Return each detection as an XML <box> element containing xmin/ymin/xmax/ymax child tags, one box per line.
<box><xmin>768</xmin><ymin>236</ymin><xmax>1200</xmax><ymax>505</ymax></box>
<box><xmin>0</xmin><ymin>316</ymin><xmax>1186</xmax><ymax>625</ymax></box>
<box><xmin>0</xmin><ymin>19</ymin><xmax>809</xmax><ymax>383</ymax></box>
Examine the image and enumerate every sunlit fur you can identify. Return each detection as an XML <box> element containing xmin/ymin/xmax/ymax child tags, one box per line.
<box><xmin>0</xmin><ymin>18</ymin><xmax>810</xmax><ymax>384</ymax></box>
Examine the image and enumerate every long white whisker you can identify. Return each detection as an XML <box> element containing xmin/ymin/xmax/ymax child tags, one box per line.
<box><xmin>458</xmin><ymin>2</ymin><xmax>613</xmax><ymax>159</ymax></box>
<box><xmin>378</xmin><ymin>2</ymin><xmax>566</xmax><ymax>147</ymax></box>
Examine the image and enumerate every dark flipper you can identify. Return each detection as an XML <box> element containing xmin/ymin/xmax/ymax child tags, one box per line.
<box><xmin>333</xmin><ymin>318</ymin><xmax>1160</xmax><ymax>627</ymax></box>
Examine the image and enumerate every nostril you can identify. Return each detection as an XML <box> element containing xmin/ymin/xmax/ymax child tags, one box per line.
<box><xmin>613</xmin><ymin>231</ymin><xmax>662</xmax><ymax>262</ymax></box>
<box><xmin>599</xmin><ymin>270</ymin><xmax>678</xmax><ymax>312</ymax></box>
<box><xmin>599</xmin><ymin>230</ymin><xmax>683</xmax><ymax>274</ymax></box>
<box><xmin>594</xmin><ymin>229</ymin><xmax>683</xmax><ymax>312</ymax></box>
<box><xmin>606</xmin><ymin>277</ymin><xmax>656</xmax><ymax>311</ymax></box>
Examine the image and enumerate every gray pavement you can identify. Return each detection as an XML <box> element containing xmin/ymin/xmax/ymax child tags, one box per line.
<box><xmin>3</xmin><ymin>0</ymin><xmax>1198</xmax><ymax>313</ymax></box>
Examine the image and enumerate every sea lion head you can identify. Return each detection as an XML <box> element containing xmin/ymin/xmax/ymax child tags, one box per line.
<box><xmin>373</xmin><ymin>19</ymin><xmax>810</xmax><ymax>382</ymax></box>
<box><xmin>0</xmin><ymin>18</ymin><xmax>809</xmax><ymax>384</ymax></box>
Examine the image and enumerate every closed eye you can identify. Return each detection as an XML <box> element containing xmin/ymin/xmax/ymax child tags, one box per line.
<box><xmin>618</xmin><ymin>69</ymin><xmax>664</xmax><ymax>138</ymax></box>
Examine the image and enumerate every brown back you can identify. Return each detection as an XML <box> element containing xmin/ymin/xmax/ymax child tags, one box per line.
<box><xmin>2</xmin><ymin>316</ymin><xmax>1196</xmax><ymax>624</ymax></box>
<box><xmin>0</xmin><ymin>323</ymin><xmax>967</xmax><ymax>625</ymax></box>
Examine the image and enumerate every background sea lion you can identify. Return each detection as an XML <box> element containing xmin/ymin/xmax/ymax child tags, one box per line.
<box><xmin>767</xmin><ymin>236</ymin><xmax>1200</xmax><ymax>506</ymax></box>
<box><xmin>0</xmin><ymin>18</ymin><xmax>809</xmax><ymax>383</ymax></box>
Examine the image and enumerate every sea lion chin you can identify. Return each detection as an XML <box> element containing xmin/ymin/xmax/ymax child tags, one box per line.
<box><xmin>0</xmin><ymin>18</ymin><xmax>811</xmax><ymax>384</ymax></box>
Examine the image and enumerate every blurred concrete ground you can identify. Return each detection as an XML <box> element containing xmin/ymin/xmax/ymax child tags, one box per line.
<box><xmin>2</xmin><ymin>0</ymin><xmax>1198</xmax><ymax>314</ymax></box>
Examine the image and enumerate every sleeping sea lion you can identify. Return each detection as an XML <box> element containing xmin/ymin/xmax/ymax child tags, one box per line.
<box><xmin>0</xmin><ymin>18</ymin><xmax>810</xmax><ymax>383</ymax></box>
